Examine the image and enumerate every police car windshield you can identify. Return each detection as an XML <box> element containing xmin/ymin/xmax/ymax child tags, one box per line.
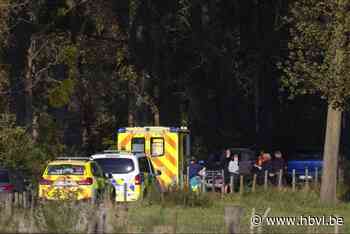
<box><xmin>94</xmin><ymin>158</ymin><xmax>134</xmax><ymax>174</ymax></box>
<box><xmin>47</xmin><ymin>165</ymin><xmax>85</xmax><ymax>175</ymax></box>
<box><xmin>0</xmin><ymin>170</ymin><xmax>10</xmax><ymax>183</ymax></box>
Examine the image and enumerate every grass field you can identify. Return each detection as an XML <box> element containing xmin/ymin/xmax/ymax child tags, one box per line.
<box><xmin>126</xmin><ymin>187</ymin><xmax>350</xmax><ymax>233</ymax></box>
<box><xmin>1</xmin><ymin>187</ymin><xmax>349</xmax><ymax>233</ymax></box>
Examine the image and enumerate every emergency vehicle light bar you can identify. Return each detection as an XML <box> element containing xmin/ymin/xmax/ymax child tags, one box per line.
<box><xmin>170</xmin><ymin>127</ymin><xmax>179</xmax><ymax>132</ymax></box>
<box><xmin>170</xmin><ymin>126</ymin><xmax>188</xmax><ymax>132</ymax></box>
<box><xmin>118</xmin><ymin>126</ymin><xmax>188</xmax><ymax>133</ymax></box>
<box><xmin>118</xmin><ymin>128</ymin><xmax>126</xmax><ymax>133</ymax></box>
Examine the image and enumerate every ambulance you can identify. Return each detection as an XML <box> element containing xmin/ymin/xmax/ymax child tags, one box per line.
<box><xmin>117</xmin><ymin>126</ymin><xmax>191</xmax><ymax>190</ymax></box>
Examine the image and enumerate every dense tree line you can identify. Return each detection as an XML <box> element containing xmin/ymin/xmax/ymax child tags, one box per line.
<box><xmin>1</xmin><ymin>0</ymin><xmax>350</xmax><ymax>202</ymax></box>
<box><xmin>0</xmin><ymin>0</ymin><xmax>332</xmax><ymax>153</ymax></box>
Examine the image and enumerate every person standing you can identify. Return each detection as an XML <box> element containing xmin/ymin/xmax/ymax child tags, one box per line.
<box><xmin>222</xmin><ymin>149</ymin><xmax>231</xmax><ymax>193</ymax></box>
<box><xmin>272</xmin><ymin>151</ymin><xmax>285</xmax><ymax>172</ymax></box>
<box><xmin>271</xmin><ymin>151</ymin><xmax>286</xmax><ymax>185</ymax></box>
<box><xmin>228</xmin><ymin>153</ymin><xmax>240</xmax><ymax>192</ymax></box>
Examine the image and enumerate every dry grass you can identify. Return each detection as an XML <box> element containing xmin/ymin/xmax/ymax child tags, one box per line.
<box><xmin>0</xmin><ymin>187</ymin><xmax>349</xmax><ymax>233</ymax></box>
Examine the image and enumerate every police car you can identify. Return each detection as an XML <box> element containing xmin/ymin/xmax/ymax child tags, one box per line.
<box><xmin>90</xmin><ymin>151</ymin><xmax>161</xmax><ymax>202</ymax></box>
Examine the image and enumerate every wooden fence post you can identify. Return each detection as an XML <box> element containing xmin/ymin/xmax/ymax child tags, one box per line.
<box><xmin>14</xmin><ymin>192</ymin><xmax>18</xmax><ymax>207</ymax></box>
<box><xmin>264</xmin><ymin>171</ymin><xmax>268</xmax><ymax>191</ymax></box>
<box><xmin>186</xmin><ymin>166</ymin><xmax>190</xmax><ymax>189</ymax></box>
<box><xmin>30</xmin><ymin>189</ymin><xmax>35</xmax><ymax>209</ymax></box>
<box><xmin>202</xmin><ymin>174</ymin><xmax>206</xmax><ymax>193</ymax></box>
<box><xmin>292</xmin><ymin>169</ymin><xmax>296</xmax><ymax>192</ymax></box>
<box><xmin>23</xmin><ymin>191</ymin><xmax>28</xmax><ymax>209</ymax></box>
<box><xmin>315</xmin><ymin>167</ymin><xmax>318</xmax><ymax>186</ymax></box>
<box><xmin>252</xmin><ymin>174</ymin><xmax>257</xmax><ymax>193</ymax></box>
<box><xmin>19</xmin><ymin>192</ymin><xmax>23</xmax><ymax>208</ymax></box>
<box><xmin>5</xmin><ymin>193</ymin><xmax>12</xmax><ymax>215</ymax></box>
<box><xmin>278</xmin><ymin>169</ymin><xmax>283</xmax><ymax>191</ymax></box>
<box><xmin>305</xmin><ymin>168</ymin><xmax>309</xmax><ymax>190</ymax></box>
<box><xmin>221</xmin><ymin>169</ymin><xmax>225</xmax><ymax>197</ymax></box>
<box><xmin>224</xmin><ymin>206</ymin><xmax>244</xmax><ymax>234</ymax></box>
<box><xmin>239</xmin><ymin>175</ymin><xmax>244</xmax><ymax>196</ymax></box>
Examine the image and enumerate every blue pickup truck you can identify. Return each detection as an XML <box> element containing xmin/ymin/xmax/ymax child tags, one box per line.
<box><xmin>286</xmin><ymin>150</ymin><xmax>323</xmax><ymax>182</ymax></box>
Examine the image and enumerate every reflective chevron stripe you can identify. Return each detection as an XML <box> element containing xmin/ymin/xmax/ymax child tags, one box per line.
<box><xmin>117</xmin><ymin>131</ymin><xmax>178</xmax><ymax>190</ymax></box>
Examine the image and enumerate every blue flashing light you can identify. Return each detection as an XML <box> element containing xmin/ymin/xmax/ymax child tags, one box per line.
<box><xmin>170</xmin><ymin>127</ymin><xmax>179</xmax><ymax>132</ymax></box>
<box><xmin>118</xmin><ymin>128</ymin><xmax>126</xmax><ymax>133</ymax></box>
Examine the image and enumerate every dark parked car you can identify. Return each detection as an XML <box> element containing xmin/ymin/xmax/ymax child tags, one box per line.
<box><xmin>0</xmin><ymin>168</ymin><xmax>27</xmax><ymax>193</ymax></box>
<box><xmin>286</xmin><ymin>150</ymin><xmax>323</xmax><ymax>182</ymax></box>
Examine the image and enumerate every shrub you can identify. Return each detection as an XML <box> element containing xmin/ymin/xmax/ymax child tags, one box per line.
<box><xmin>0</xmin><ymin>114</ymin><xmax>63</xmax><ymax>181</ymax></box>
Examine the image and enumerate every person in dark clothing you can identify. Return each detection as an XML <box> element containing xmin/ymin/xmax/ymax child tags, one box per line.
<box><xmin>256</xmin><ymin>153</ymin><xmax>273</xmax><ymax>185</ymax></box>
<box><xmin>189</xmin><ymin>157</ymin><xmax>204</xmax><ymax>180</ymax></box>
<box><xmin>261</xmin><ymin>153</ymin><xmax>272</xmax><ymax>172</ymax></box>
<box><xmin>272</xmin><ymin>151</ymin><xmax>285</xmax><ymax>173</ymax></box>
<box><xmin>271</xmin><ymin>151</ymin><xmax>286</xmax><ymax>185</ymax></box>
<box><xmin>221</xmin><ymin>149</ymin><xmax>231</xmax><ymax>193</ymax></box>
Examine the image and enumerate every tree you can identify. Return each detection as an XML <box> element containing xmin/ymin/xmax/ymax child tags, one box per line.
<box><xmin>0</xmin><ymin>0</ymin><xmax>10</xmax><ymax>112</ymax></box>
<box><xmin>281</xmin><ymin>0</ymin><xmax>350</xmax><ymax>203</ymax></box>
<box><xmin>0</xmin><ymin>114</ymin><xmax>62</xmax><ymax>178</ymax></box>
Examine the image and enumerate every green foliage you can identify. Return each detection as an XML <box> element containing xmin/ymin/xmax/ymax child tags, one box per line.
<box><xmin>116</xmin><ymin>47</ymin><xmax>138</xmax><ymax>82</ymax></box>
<box><xmin>48</xmin><ymin>78</ymin><xmax>76</xmax><ymax>108</ymax></box>
<box><xmin>59</xmin><ymin>44</ymin><xmax>79</xmax><ymax>80</ymax></box>
<box><xmin>0</xmin><ymin>114</ymin><xmax>62</xmax><ymax>178</ymax></box>
<box><xmin>129</xmin><ymin>0</ymin><xmax>140</xmax><ymax>26</ymax></box>
<box><xmin>281</xmin><ymin>0</ymin><xmax>350</xmax><ymax>108</ymax></box>
<box><xmin>0</xmin><ymin>115</ymin><xmax>47</xmax><ymax>176</ymax></box>
<box><xmin>36</xmin><ymin>113</ymin><xmax>65</xmax><ymax>156</ymax></box>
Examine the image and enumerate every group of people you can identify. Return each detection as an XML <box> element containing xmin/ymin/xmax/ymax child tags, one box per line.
<box><xmin>253</xmin><ymin>150</ymin><xmax>286</xmax><ymax>185</ymax></box>
<box><xmin>188</xmin><ymin>148</ymin><xmax>286</xmax><ymax>192</ymax></box>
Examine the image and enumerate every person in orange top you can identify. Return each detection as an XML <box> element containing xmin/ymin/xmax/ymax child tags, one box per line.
<box><xmin>255</xmin><ymin>150</ymin><xmax>267</xmax><ymax>169</ymax></box>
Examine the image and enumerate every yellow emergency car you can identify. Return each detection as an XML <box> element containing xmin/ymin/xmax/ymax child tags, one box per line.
<box><xmin>38</xmin><ymin>158</ymin><xmax>108</xmax><ymax>201</ymax></box>
<box><xmin>117</xmin><ymin>126</ymin><xmax>190</xmax><ymax>191</ymax></box>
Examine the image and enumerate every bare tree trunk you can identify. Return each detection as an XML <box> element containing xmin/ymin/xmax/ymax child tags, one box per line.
<box><xmin>153</xmin><ymin>86</ymin><xmax>160</xmax><ymax>126</ymax></box>
<box><xmin>128</xmin><ymin>81</ymin><xmax>135</xmax><ymax>127</ymax></box>
<box><xmin>32</xmin><ymin>113</ymin><xmax>39</xmax><ymax>142</ymax></box>
<box><xmin>320</xmin><ymin>103</ymin><xmax>342</xmax><ymax>204</ymax></box>
<box><xmin>24</xmin><ymin>38</ymin><xmax>34</xmax><ymax>134</ymax></box>
<box><xmin>128</xmin><ymin>112</ymin><xmax>134</xmax><ymax>127</ymax></box>
<box><xmin>154</xmin><ymin>107</ymin><xmax>160</xmax><ymax>126</ymax></box>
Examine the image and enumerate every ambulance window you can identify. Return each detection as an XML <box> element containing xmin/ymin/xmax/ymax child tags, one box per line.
<box><xmin>132</xmin><ymin>138</ymin><xmax>145</xmax><ymax>153</ymax></box>
<box><xmin>151</xmin><ymin>137</ymin><xmax>164</xmax><ymax>157</ymax></box>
